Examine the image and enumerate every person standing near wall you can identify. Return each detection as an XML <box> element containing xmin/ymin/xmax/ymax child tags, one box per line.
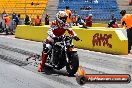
<box><xmin>45</xmin><ymin>14</ymin><xmax>50</xmax><ymax>25</ymax></box>
<box><xmin>86</xmin><ymin>14</ymin><xmax>92</xmax><ymax>27</ymax></box>
<box><xmin>24</xmin><ymin>15</ymin><xmax>31</xmax><ymax>25</ymax></box>
<box><xmin>65</xmin><ymin>6</ymin><xmax>72</xmax><ymax>27</ymax></box>
<box><xmin>0</xmin><ymin>17</ymin><xmax>3</xmax><ymax>32</ymax></box>
<box><xmin>3</xmin><ymin>14</ymin><xmax>11</xmax><ymax>35</ymax></box>
<box><xmin>34</xmin><ymin>15</ymin><xmax>42</xmax><ymax>26</ymax></box>
<box><xmin>1</xmin><ymin>11</ymin><xmax>6</xmax><ymax>32</ymax></box>
<box><xmin>72</xmin><ymin>15</ymin><xmax>77</xmax><ymax>26</ymax></box>
<box><xmin>120</xmin><ymin>10</ymin><xmax>132</xmax><ymax>53</ymax></box>
<box><xmin>2</xmin><ymin>11</ymin><xmax>6</xmax><ymax>19</ymax></box>
<box><xmin>12</xmin><ymin>12</ymin><xmax>16</xmax><ymax>20</ymax></box>
<box><xmin>14</xmin><ymin>14</ymin><xmax>20</xmax><ymax>26</ymax></box>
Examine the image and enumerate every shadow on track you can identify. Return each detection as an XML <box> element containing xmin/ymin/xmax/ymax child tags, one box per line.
<box><xmin>42</xmin><ymin>65</ymin><xmax>75</xmax><ymax>77</ymax></box>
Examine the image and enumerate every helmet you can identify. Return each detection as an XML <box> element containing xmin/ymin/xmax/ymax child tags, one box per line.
<box><xmin>120</xmin><ymin>10</ymin><xmax>126</xmax><ymax>16</ymax></box>
<box><xmin>56</xmin><ymin>11</ymin><xmax>68</xmax><ymax>25</ymax></box>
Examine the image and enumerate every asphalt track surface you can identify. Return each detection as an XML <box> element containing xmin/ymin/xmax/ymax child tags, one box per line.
<box><xmin>0</xmin><ymin>35</ymin><xmax>132</xmax><ymax>88</ymax></box>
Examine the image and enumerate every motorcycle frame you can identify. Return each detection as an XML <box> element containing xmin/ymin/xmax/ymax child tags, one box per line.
<box><xmin>48</xmin><ymin>35</ymin><xmax>77</xmax><ymax>65</ymax></box>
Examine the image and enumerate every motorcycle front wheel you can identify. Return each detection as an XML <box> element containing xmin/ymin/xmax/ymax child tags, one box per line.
<box><xmin>66</xmin><ymin>52</ymin><xmax>79</xmax><ymax>76</ymax></box>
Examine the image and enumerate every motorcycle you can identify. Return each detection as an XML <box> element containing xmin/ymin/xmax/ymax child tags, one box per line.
<box><xmin>46</xmin><ymin>35</ymin><xmax>80</xmax><ymax>76</ymax></box>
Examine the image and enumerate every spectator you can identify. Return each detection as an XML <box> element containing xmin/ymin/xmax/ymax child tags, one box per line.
<box><xmin>83</xmin><ymin>7</ymin><xmax>86</xmax><ymax>10</ymax></box>
<box><xmin>108</xmin><ymin>18</ymin><xmax>119</xmax><ymax>28</ymax></box>
<box><xmin>120</xmin><ymin>10</ymin><xmax>132</xmax><ymax>53</ymax></box>
<box><xmin>80</xmin><ymin>6</ymin><xmax>91</xmax><ymax>10</ymax></box>
<box><xmin>31</xmin><ymin>2</ymin><xmax>39</xmax><ymax>6</ymax></box>
<box><xmin>62</xmin><ymin>0</ymin><xmax>65</xmax><ymax>3</ymax></box>
<box><xmin>90</xmin><ymin>0</ymin><xmax>93</xmax><ymax>3</ymax></box>
<box><xmin>10</xmin><ymin>19</ymin><xmax>16</xmax><ymax>34</ymax></box>
<box><xmin>12</xmin><ymin>12</ymin><xmax>16</xmax><ymax>20</ymax></box>
<box><xmin>86</xmin><ymin>6</ymin><xmax>91</xmax><ymax>10</ymax></box>
<box><xmin>94</xmin><ymin>0</ymin><xmax>98</xmax><ymax>4</ymax></box>
<box><xmin>34</xmin><ymin>15</ymin><xmax>42</xmax><ymax>26</ymax></box>
<box><xmin>14</xmin><ymin>14</ymin><xmax>20</xmax><ymax>26</ymax></box>
<box><xmin>86</xmin><ymin>14</ymin><xmax>92</xmax><ymax>27</ymax></box>
<box><xmin>72</xmin><ymin>15</ymin><xmax>77</xmax><ymax>26</ymax></box>
<box><xmin>74</xmin><ymin>11</ymin><xmax>78</xmax><ymax>17</ymax></box>
<box><xmin>111</xmin><ymin>12</ymin><xmax>115</xmax><ymax>20</ymax></box>
<box><xmin>77</xmin><ymin>16</ymin><xmax>87</xmax><ymax>28</ymax></box>
<box><xmin>3</xmin><ymin>14</ymin><xmax>11</xmax><ymax>35</ymax></box>
<box><xmin>85</xmin><ymin>0</ymin><xmax>89</xmax><ymax>2</ymax></box>
<box><xmin>83</xmin><ymin>6</ymin><xmax>86</xmax><ymax>10</ymax></box>
<box><xmin>0</xmin><ymin>18</ymin><xmax>2</xmax><ymax>32</ymax></box>
<box><xmin>10</xmin><ymin>14</ymin><xmax>20</xmax><ymax>33</ymax></box>
<box><xmin>65</xmin><ymin>6</ymin><xmax>72</xmax><ymax>27</ymax></box>
<box><xmin>2</xmin><ymin>11</ymin><xmax>6</xmax><ymax>19</ymax></box>
<box><xmin>45</xmin><ymin>14</ymin><xmax>50</xmax><ymax>25</ymax></box>
<box><xmin>85</xmin><ymin>0</ymin><xmax>92</xmax><ymax>3</ymax></box>
<box><xmin>24</xmin><ymin>15</ymin><xmax>31</xmax><ymax>25</ymax></box>
<box><xmin>72</xmin><ymin>10</ymin><xmax>78</xmax><ymax>26</ymax></box>
<box><xmin>17</xmin><ymin>14</ymin><xmax>21</xmax><ymax>25</ymax></box>
<box><xmin>31</xmin><ymin>2</ymin><xmax>34</xmax><ymax>5</ymax></box>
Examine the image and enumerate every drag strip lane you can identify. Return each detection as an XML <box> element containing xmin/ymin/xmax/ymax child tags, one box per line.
<box><xmin>1</xmin><ymin>44</ymin><xmax>132</xmax><ymax>88</ymax></box>
<box><xmin>0</xmin><ymin>44</ymin><xmax>84</xmax><ymax>88</ymax></box>
<box><xmin>0</xmin><ymin>36</ymin><xmax>132</xmax><ymax>88</ymax></box>
<box><xmin>0</xmin><ymin>59</ymin><xmax>69</xmax><ymax>88</ymax></box>
<box><xmin>0</xmin><ymin>42</ymin><xmax>112</xmax><ymax>88</ymax></box>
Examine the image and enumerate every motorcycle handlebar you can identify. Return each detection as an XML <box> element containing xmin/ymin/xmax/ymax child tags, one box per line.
<box><xmin>47</xmin><ymin>35</ymin><xmax>82</xmax><ymax>42</ymax></box>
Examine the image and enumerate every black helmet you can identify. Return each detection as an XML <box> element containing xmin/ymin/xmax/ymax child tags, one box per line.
<box><xmin>120</xmin><ymin>10</ymin><xmax>126</xmax><ymax>16</ymax></box>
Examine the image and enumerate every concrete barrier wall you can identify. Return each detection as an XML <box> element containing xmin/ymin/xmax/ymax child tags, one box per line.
<box><xmin>72</xmin><ymin>29</ymin><xmax>128</xmax><ymax>55</ymax></box>
<box><xmin>15</xmin><ymin>25</ymin><xmax>49</xmax><ymax>42</ymax></box>
<box><xmin>92</xmin><ymin>23</ymin><xmax>107</xmax><ymax>27</ymax></box>
<box><xmin>15</xmin><ymin>25</ymin><xmax>128</xmax><ymax>55</ymax></box>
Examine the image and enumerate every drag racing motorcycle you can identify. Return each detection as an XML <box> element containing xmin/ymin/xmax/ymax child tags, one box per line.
<box><xmin>46</xmin><ymin>35</ymin><xmax>80</xmax><ymax>76</ymax></box>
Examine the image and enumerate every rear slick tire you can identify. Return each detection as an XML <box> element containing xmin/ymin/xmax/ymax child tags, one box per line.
<box><xmin>66</xmin><ymin>52</ymin><xmax>79</xmax><ymax>76</ymax></box>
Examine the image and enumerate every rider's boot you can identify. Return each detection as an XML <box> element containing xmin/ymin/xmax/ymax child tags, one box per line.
<box><xmin>38</xmin><ymin>51</ymin><xmax>48</xmax><ymax>72</ymax></box>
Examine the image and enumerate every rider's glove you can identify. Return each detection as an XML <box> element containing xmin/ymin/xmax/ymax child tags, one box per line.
<box><xmin>74</xmin><ymin>36</ymin><xmax>80</xmax><ymax>41</ymax></box>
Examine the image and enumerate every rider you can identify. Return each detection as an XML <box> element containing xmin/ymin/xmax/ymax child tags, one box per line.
<box><xmin>38</xmin><ymin>11</ymin><xmax>80</xmax><ymax>72</ymax></box>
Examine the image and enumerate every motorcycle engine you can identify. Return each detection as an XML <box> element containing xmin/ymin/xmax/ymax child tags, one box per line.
<box><xmin>53</xmin><ymin>45</ymin><xmax>62</xmax><ymax>65</ymax></box>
